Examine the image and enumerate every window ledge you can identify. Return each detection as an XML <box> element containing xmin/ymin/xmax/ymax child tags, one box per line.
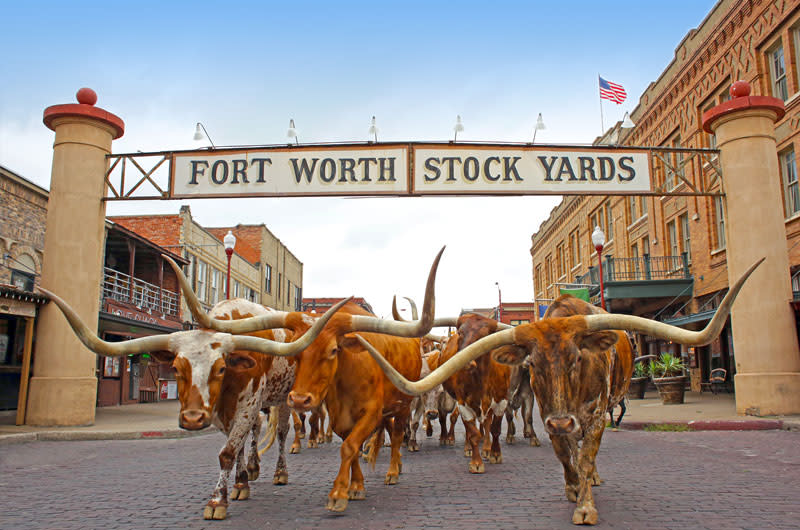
<box><xmin>627</xmin><ymin>214</ymin><xmax>648</xmax><ymax>231</ymax></box>
<box><xmin>785</xmin><ymin>211</ymin><xmax>800</xmax><ymax>224</ymax></box>
<box><xmin>710</xmin><ymin>247</ymin><xmax>726</xmax><ymax>258</ymax></box>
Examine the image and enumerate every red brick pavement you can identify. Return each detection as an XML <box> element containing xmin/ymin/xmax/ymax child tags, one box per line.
<box><xmin>1</xmin><ymin>418</ymin><xmax>799</xmax><ymax>530</ymax></box>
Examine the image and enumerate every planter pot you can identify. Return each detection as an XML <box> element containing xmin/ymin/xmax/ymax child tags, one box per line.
<box><xmin>653</xmin><ymin>376</ymin><xmax>687</xmax><ymax>404</ymax></box>
<box><xmin>627</xmin><ymin>377</ymin><xmax>648</xmax><ymax>399</ymax></box>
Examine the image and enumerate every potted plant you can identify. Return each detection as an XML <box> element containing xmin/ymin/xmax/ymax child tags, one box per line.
<box><xmin>627</xmin><ymin>362</ymin><xmax>649</xmax><ymax>399</ymax></box>
<box><xmin>650</xmin><ymin>353</ymin><xmax>687</xmax><ymax>404</ymax></box>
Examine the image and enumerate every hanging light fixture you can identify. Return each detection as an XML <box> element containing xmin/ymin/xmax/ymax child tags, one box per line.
<box><xmin>532</xmin><ymin>113</ymin><xmax>546</xmax><ymax>143</ymax></box>
<box><xmin>453</xmin><ymin>115</ymin><xmax>464</xmax><ymax>142</ymax></box>
<box><xmin>193</xmin><ymin>122</ymin><xmax>215</xmax><ymax>149</ymax></box>
<box><xmin>287</xmin><ymin>119</ymin><xmax>298</xmax><ymax>145</ymax></box>
<box><xmin>368</xmin><ymin>116</ymin><xmax>378</xmax><ymax>142</ymax></box>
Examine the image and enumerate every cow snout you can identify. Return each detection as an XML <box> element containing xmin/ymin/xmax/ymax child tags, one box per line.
<box><xmin>179</xmin><ymin>409</ymin><xmax>210</xmax><ymax>430</ymax></box>
<box><xmin>287</xmin><ymin>391</ymin><xmax>313</xmax><ymax>411</ymax></box>
<box><xmin>426</xmin><ymin>410</ymin><xmax>439</xmax><ymax>420</ymax></box>
<box><xmin>544</xmin><ymin>415</ymin><xmax>579</xmax><ymax>435</ymax></box>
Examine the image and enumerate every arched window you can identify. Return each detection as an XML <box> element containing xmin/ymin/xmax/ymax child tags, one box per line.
<box><xmin>11</xmin><ymin>253</ymin><xmax>36</xmax><ymax>291</ymax></box>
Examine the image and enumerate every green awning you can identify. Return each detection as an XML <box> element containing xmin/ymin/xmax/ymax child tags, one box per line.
<box><xmin>559</xmin><ymin>287</ymin><xmax>590</xmax><ymax>302</ymax></box>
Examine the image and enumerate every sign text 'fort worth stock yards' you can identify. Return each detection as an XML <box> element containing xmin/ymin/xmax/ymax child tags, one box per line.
<box><xmin>170</xmin><ymin>144</ymin><xmax>652</xmax><ymax>198</ymax></box>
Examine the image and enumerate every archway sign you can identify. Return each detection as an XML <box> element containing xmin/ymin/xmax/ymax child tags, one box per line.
<box><xmin>105</xmin><ymin>142</ymin><xmax>723</xmax><ymax>201</ymax></box>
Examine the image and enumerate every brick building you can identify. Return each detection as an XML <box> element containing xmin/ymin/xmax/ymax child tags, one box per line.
<box><xmin>531</xmin><ymin>0</ymin><xmax>800</xmax><ymax>392</ymax></box>
<box><xmin>302</xmin><ymin>296</ymin><xmax>374</xmax><ymax>315</ymax></box>
<box><xmin>112</xmin><ymin>206</ymin><xmax>303</xmax><ymax>317</ymax></box>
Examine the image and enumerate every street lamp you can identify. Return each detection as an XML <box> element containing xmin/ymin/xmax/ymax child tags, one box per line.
<box><xmin>591</xmin><ymin>226</ymin><xmax>607</xmax><ymax>311</ymax></box>
<box><xmin>223</xmin><ymin>230</ymin><xmax>236</xmax><ymax>299</ymax></box>
<box><xmin>368</xmin><ymin>116</ymin><xmax>378</xmax><ymax>142</ymax></box>
<box><xmin>494</xmin><ymin>281</ymin><xmax>502</xmax><ymax>321</ymax></box>
<box><xmin>287</xmin><ymin>118</ymin><xmax>298</xmax><ymax>145</ymax></box>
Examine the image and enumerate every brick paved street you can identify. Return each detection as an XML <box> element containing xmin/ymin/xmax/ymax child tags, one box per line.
<box><xmin>1</xmin><ymin>417</ymin><xmax>799</xmax><ymax>530</ymax></box>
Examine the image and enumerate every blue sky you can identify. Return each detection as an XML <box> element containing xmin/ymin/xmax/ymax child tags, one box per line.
<box><xmin>1</xmin><ymin>1</ymin><xmax>718</xmax><ymax>318</ymax></box>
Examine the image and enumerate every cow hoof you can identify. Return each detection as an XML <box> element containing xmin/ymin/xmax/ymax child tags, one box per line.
<box><xmin>299</xmin><ymin>431</ymin><xmax>306</xmax><ymax>439</ymax></box>
<box><xmin>325</xmin><ymin>434</ymin><xmax>333</xmax><ymax>443</ymax></box>
<box><xmin>447</xmin><ymin>438</ymin><xmax>455</xmax><ymax>446</ymax></box>
<box><xmin>348</xmin><ymin>489</ymin><xmax>366</xmax><ymax>500</ymax></box>
<box><xmin>203</xmin><ymin>505</ymin><xmax>227</xmax><ymax>520</ymax></box>
<box><xmin>530</xmin><ymin>437</ymin><xmax>541</xmax><ymax>447</ymax></box>
<box><xmin>230</xmin><ymin>484</ymin><xmax>249</xmax><ymax>500</ymax></box>
<box><xmin>572</xmin><ymin>505</ymin><xmax>598</xmax><ymax>525</ymax></box>
<box><xmin>489</xmin><ymin>453</ymin><xmax>502</xmax><ymax>464</ymax></box>
<box><xmin>384</xmin><ymin>473</ymin><xmax>399</xmax><ymax>485</ymax></box>
<box><xmin>469</xmin><ymin>461</ymin><xmax>485</xmax><ymax>474</ymax></box>
<box><xmin>592</xmin><ymin>473</ymin><xmax>603</xmax><ymax>486</ymax></box>
<box><xmin>308</xmin><ymin>439</ymin><xmax>318</xmax><ymax>449</ymax></box>
<box><xmin>316</xmin><ymin>435</ymin><xmax>325</xmax><ymax>445</ymax></box>
<box><xmin>326</xmin><ymin>497</ymin><xmax>349</xmax><ymax>512</ymax></box>
<box><xmin>290</xmin><ymin>445</ymin><xmax>301</xmax><ymax>454</ymax></box>
<box><xmin>480</xmin><ymin>449</ymin><xmax>491</xmax><ymax>459</ymax></box>
<box><xmin>440</xmin><ymin>439</ymin><xmax>448</xmax><ymax>446</ymax></box>
<box><xmin>464</xmin><ymin>448</ymin><xmax>472</xmax><ymax>457</ymax></box>
<box><xmin>273</xmin><ymin>471</ymin><xmax>288</xmax><ymax>485</ymax></box>
<box><xmin>408</xmin><ymin>442</ymin><xmax>419</xmax><ymax>452</ymax></box>
<box><xmin>426</xmin><ymin>424</ymin><xmax>434</xmax><ymax>437</ymax></box>
<box><xmin>247</xmin><ymin>467</ymin><xmax>260</xmax><ymax>482</ymax></box>
<box><xmin>505</xmin><ymin>435</ymin><xmax>515</xmax><ymax>445</ymax></box>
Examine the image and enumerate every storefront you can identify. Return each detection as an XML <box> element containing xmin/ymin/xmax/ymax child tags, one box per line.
<box><xmin>0</xmin><ymin>286</ymin><xmax>46</xmax><ymax>423</ymax></box>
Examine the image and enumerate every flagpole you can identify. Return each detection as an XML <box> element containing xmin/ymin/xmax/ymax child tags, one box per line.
<box><xmin>598</xmin><ymin>74</ymin><xmax>605</xmax><ymax>134</ymax></box>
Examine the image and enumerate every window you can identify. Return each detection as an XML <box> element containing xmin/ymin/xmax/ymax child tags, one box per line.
<box><xmin>769</xmin><ymin>43</ymin><xmax>789</xmax><ymax>101</ymax></box>
<box><xmin>605</xmin><ymin>203</ymin><xmax>614</xmax><ymax>241</ymax></box>
<box><xmin>642</xmin><ymin>236</ymin><xmax>650</xmax><ymax>256</ymax></box>
<box><xmin>287</xmin><ymin>279</ymin><xmax>291</xmax><ymax>304</ymax></box>
<box><xmin>713</xmin><ymin>196</ymin><xmax>726</xmax><ymax>250</ymax></box>
<box><xmin>264</xmin><ymin>264</ymin><xmax>272</xmax><ymax>294</ymax></box>
<box><xmin>628</xmin><ymin>196</ymin><xmax>638</xmax><ymax>221</ymax></box>
<box><xmin>294</xmin><ymin>286</ymin><xmax>302</xmax><ymax>311</ymax></box>
<box><xmin>630</xmin><ymin>242</ymin><xmax>639</xmax><ymax>259</ymax></box>
<box><xmin>545</xmin><ymin>255</ymin><xmax>552</xmax><ymax>287</ymax></box>
<box><xmin>196</xmin><ymin>261</ymin><xmax>208</xmax><ymax>302</ymax></box>
<box><xmin>667</xmin><ymin>220</ymin><xmax>679</xmax><ymax>257</ymax></box>
<box><xmin>781</xmin><ymin>149</ymin><xmax>800</xmax><ymax>217</ymax></box>
<box><xmin>664</xmin><ymin>134</ymin><xmax>684</xmax><ymax>191</ymax></box>
<box><xmin>556</xmin><ymin>243</ymin><xmax>566</xmax><ymax>278</ymax></box>
<box><xmin>11</xmin><ymin>270</ymin><xmax>34</xmax><ymax>291</ymax></box>
<box><xmin>210</xmin><ymin>269</ymin><xmax>220</xmax><ymax>304</ymax></box>
<box><xmin>277</xmin><ymin>273</ymin><xmax>282</xmax><ymax>300</ymax></box>
<box><xmin>679</xmin><ymin>213</ymin><xmax>691</xmax><ymax>263</ymax></box>
<box><xmin>640</xmin><ymin>196</ymin><xmax>648</xmax><ymax>217</ymax></box>
<box><xmin>233</xmin><ymin>280</ymin><xmax>240</xmax><ymax>298</ymax></box>
<box><xmin>569</xmin><ymin>229</ymin><xmax>580</xmax><ymax>268</ymax></box>
<box><xmin>534</xmin><ymin>265</ymin><xmax>543</xmax><ymax>294</ymax></box>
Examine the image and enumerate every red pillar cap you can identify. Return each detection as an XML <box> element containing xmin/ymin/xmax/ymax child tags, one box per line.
<box><xmin>43</xmin><ymin>88</ymin><xmax>125</xmax><ymax>139</ymax></box>
<box><xmin>702</xmin><ymin>81</ymin><xmax>784</xmax><ymax>134</ymax></box>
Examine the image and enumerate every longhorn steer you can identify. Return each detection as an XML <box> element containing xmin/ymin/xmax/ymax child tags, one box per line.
<box><xmin>358</xmin><ymin>259</ymin><xmax>761</xmax><ymax>525</ymax></box>
<box><xmin>227</xmin><ymin>247</ymin><xmax>443</xmax><ymax>512</ymax></box>
<box><xmin>38</xmin><ymin>275</ymin><xmax>345</xmax><ymax>521</ymax></box>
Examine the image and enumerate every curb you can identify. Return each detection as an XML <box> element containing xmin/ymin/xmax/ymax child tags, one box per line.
<box><xmin>619</xmin><ymin>419</ymin><xmax>785</xmax><ymax>431</ymax></box>
<box><xmin>0</xmin><ymin>426</ymin><xmax>218</xmax><ymax>445</ymax></box>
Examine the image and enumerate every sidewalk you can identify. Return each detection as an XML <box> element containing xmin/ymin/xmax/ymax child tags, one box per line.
<box><xmin>1</xmin><ymin>391</ymin><xmax>799</xmax><ymax>445</ymax></box>
<box><xmin>0</xmin><ymin>400</ymin><xmax>216</xmax><ymax>444</ymax></box>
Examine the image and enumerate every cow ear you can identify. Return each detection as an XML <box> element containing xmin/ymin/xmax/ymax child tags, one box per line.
<box><xmin>149</xmin><ymin>350</ymin><xmax>175</xmax><ymax>363</ymax></box>
<box><xmin>338</xmin><ymin>335</ymin><xmax>362</xmax><ymax>352</ymax></box>
<box><xmin>491</xmin><ymin>345</ymin><xmax>529</xmax><ymax>365</ymax></box>
<box><xmin>578</xmin><ymin>331</ymin><xmax>619</xmax><ymax>352</ymax></box>
<box><xmin>226</xmin><ymin>353</ymin><xmax>257</xmax><ymax>371</ymax></box>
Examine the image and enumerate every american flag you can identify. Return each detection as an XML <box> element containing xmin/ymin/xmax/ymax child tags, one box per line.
<box><xmin>599</xmin><ymin>76</ymin><xmax>627</xmax><ymax>104</ymax></box>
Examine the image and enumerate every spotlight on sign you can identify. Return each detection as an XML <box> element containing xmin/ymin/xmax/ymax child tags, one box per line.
<box><xmin>368</xmin><ymin>116</ymin><xmax>378</xmax><ymax>143</ymax></box>
<box><xmin>621</xmin><ymin>111</ymin><xmax>635</xmax><ymax>129</ymax></box>
<box><xmin>532</xmin><ymin>113</ymin><xmax>545</xmax><ymax>144</ymax></box>
<box><xmin>453</xmin><ymin>115</ymin><xmax>464</xmax><ymax>142</ymax></box>
<box><xmin>287</xmin><ymin>119</ymin><xmax>298</xmax><ymax>145</ymax></box>
<box><xmin>193</xmin><ymin>122</ymin><xmax>215</xmax><ymax>149</ymax></box>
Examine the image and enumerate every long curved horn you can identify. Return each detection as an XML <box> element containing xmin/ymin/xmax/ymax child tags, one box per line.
<box><xmin>585</xmin><ymin>257</ymin><xmax>764</xmax><ymax>345</ymax></box>
<box><xmin>163</xmin><ymin>254</ymin><xmax>291</xmax><ymax>333</ymax></box>
<box><xmin>37</xmin><ymin>287</ymin><xmax>170</xmax><ymax>356</ymax></box>
<box><xmin>231</xmin><ymin>297</ymin><xmax>351</xmax><ymax>356</ymax></box>
<box><xmin>346</xmin><ymin>246</ymin><xmax>444</xmax><ymax>336</ymax></box>
<box><xmin>391</xmin><ymin>296</ymin><xmax>419</xmax><ymax>321</ymax></box>
<box><xmin>356</xmin><ymin>327</ymin><xmax>516</xmax><ymax>395</ymax></box>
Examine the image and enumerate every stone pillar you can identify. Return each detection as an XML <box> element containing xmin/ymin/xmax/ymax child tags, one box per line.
<box><xmin>703</xmin><ymin>81</ymin><xmax>800</xmax><ymax>416</ymax></box>
<box><xmin>25</xmin><ymin>88</ymin><xmax>124</xmax><ymax>425</ymax></box>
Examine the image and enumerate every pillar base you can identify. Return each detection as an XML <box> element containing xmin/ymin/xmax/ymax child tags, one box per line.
<box><xmin>25</xmin><ymin>376</ymin><xmax>97</xmax><ymax>426</ymax></box>
<box><xmin>734</xmin><ymin>372</ymin><xmax>800</xmax><ymax>416</ymax></box>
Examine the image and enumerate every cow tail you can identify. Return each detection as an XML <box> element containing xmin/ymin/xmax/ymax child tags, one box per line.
<box><xmin>366</xmin><ymin>429</ymin><xmax>382</xmax><ymax>470</ymax></box>
<box><xmin>257</xmin><ymin>406</ymin><xmax>280</xmax><ymax>456</ymax></box>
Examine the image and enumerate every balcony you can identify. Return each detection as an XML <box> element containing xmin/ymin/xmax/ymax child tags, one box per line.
<box><xmin>573</xmin><ymin>253</ymin><xmax>693</xmax><ymax>313</ymax></box>
<box><xmin>102</xmin><ymin>267</ymin><xmax>180</xmax><ymax>318</ymax></box>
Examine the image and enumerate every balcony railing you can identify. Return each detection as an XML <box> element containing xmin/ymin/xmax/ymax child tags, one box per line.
<box><xmin>102</xmin><ymin>267</ymin><xmax>180</xmax><ymax>317</ymax></box>
<box><xmin>576</xmin><ymin>253</ymin><xmax>690</xmax><ymax>284</ymax></box>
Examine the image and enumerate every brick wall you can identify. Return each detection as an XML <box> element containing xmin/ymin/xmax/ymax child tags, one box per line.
<box><xmin>0</xmin><ymin>168</ymin><xmax>48</xmax><ymax>286</ymax></box>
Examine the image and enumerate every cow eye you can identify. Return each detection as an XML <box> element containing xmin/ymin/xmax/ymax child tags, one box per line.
<box><xmin>218</xmin><ymin>366</ymin><xmax>226</xmax><ymax>375</ymax></box>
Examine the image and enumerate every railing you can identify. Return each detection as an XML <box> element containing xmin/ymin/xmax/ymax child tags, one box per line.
<box><xmin>576</xmin><ymin>253</ymin><xmax>690</xmax><ymax>284</ymax></box>
<box><xmin>102</xmin><ymin>267</ymin><xmax>180</xmax><ymax>317</ymax></box>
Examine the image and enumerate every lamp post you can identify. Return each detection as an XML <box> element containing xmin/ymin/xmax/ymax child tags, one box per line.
<box><xmin>494</xmin><ymin>281</ymin><xmax>502</xmax><ymax>322</ymax></box>
<box><xmin>223</xmin><ymin>230</ymin><xmax>236</xmax><ymax>299</ymax></box>
<box><xmin>591</xmin><ymin>226</ymin><xmax>606</xmax><ymax>310</ymax></box>
<box><xmin>193</xmin><ymin>122</ymin><xmax>215</xmax><ymax>149</ymax></box>
<box><xmin>532</xmin><ymin>113</ymin><xmax>546</xmax><ymax>143</ymax></box>
<box><xmin>453</xmin><ymin>115</ymin><xmax>464</xmax><ymax>142</ymax></box>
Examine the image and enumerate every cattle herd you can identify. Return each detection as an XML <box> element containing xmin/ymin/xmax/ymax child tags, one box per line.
<box><xmin>40</xmin><ymin>248</ymin><xmax>762</xmax><ymax>526</ymax></box>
